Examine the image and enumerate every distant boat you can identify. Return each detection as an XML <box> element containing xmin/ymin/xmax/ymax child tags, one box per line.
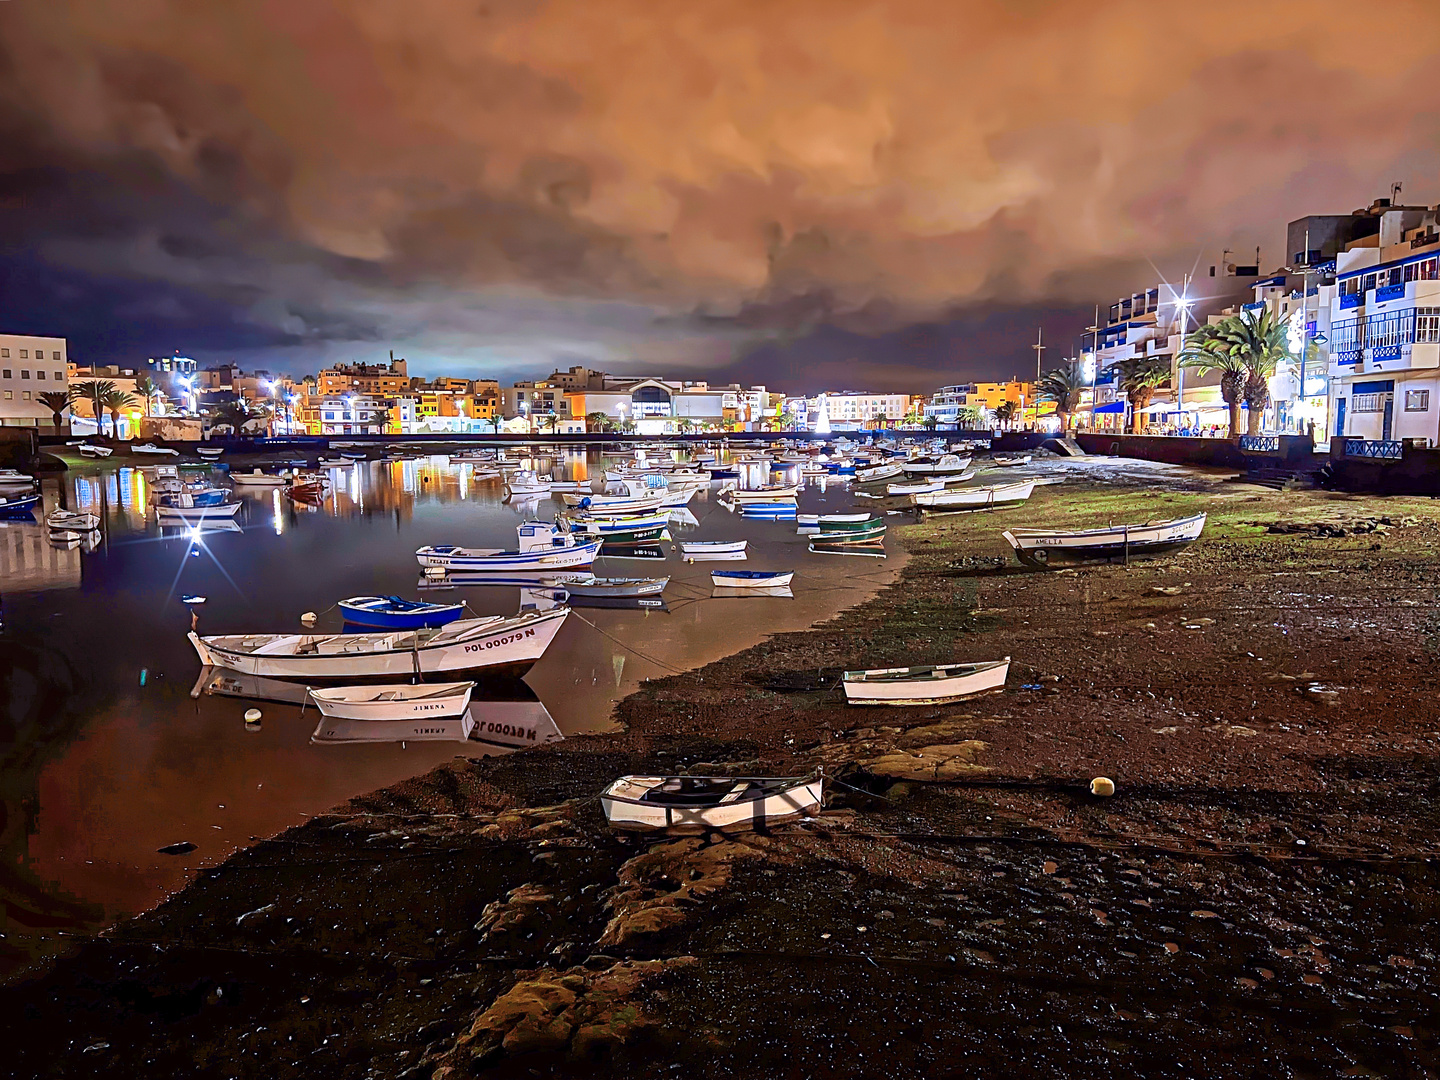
<box><xmin>0</xmin><ymin>469</ymin><xmax>36</xmax><ymax>489</ymax></box>
<box><xmin>680</xmin><ymin>539</ymin><xmax>747</xmax><ymax>556</ymax></box>
<box><xmin>338</xmin><ymin>595</ymin><xmax>467</xmax><ymax>630</ymax></box>
<box><xmin>560</xmin><ymin>491</ymin><xmax>666</xmax><ymax>516</ymax></box>
<box><xmin>340</xmin><ymin>450</ymin><xmax>368</xmax><ymax>460</ymax></box>
<box><xmin>601</xmin><ymin>775</ymin><xmax>824</xmax><ymax>833</ymax></box>
<box><xmin>131</xmin><ymin>443</ymin><xmax>179</xmax><ymax>456</ymax></box>
<box><xmin>307</xmin><ymin>680</ymin><xmax>475</xmax><ymax>721</ymax></box>
<box><xmin>711</xmin><ymin>569</ymin><xmax>794</xmax><ymax>589</ymax></box>
<box><xmin>319</xmin><ymin>457</ymin><xmax>353</xmax><ymax>468</ymax></box>
<box><xmin>416</xmin><ymin>521</ymin><xmax>602</xmax><ymax>572</ymax></box>
<box><xmin>505</xmin><ymin>470</ymin><xmax>552</xmax><ymax>498</ymax></box>
<box><xmin>913</xmin><ymin>480</ymin><xmax>1036</xmax><ymax>512</ymax></box>
<box><xmin>901</xmin><ymin>454</ymin><xmax>972</xmax><ymax>476</ymax></box>
<box><xmin>548</xmin><ymin>480</ymin><xmax>590</xmax><ymax>493</ymax></box>
<box><xmin>1003</xmin><ymin>512</ymin><xmax>1207</xmax><ymax>568</ymax></box>
<box><xmin>723</xmin><ymin>483</ymin><xmax>800</xmax><ymax>503</ymax></box>
<box><xmin>47</xmin><ymin>509</ymin><xmax>101</xmax><ymax>531</ymax></box>
<box><xmin>843</xmin><ymin>658</ymin><xmax>1011</xmax><ymax>705</ymax></box>
<box><xmin>188</xmin><ymin>607</ymin><xmax>569</xmax><ymax>680</ymax></box>
<box><xmin>155</xmin><ymin>500</ymin><xmax>244</xmax><ymax>523</ymax></box>
<box><xmin>196</xmin><ymin>446</ymin><xmax>224</xmax><ymax>459</ymax></box>
<box><xmin>230</xmin><ymin>470</ymin><xmax>290</xmax><ymax>487</ymax></box>
<box><xmin>560</xmin><ymin>511</ymin><xmax>671</xmax><ymax>543</ymax></box>
<box><xmin>887</xmin><ymin>471</ymin><xmax>975</xmax><ymax>495</ymax></box>
<box><xmin>991</xmin><ymin>454</ymin><xmax>1033</xmax><ymax>467</ymax></box>
<box><xmin>562</xmin><ymin>576</ymin><xmax>669</xmax><ymax>598</ymax></box>
<box><xmin>854</xmin><ymin>460</ymin><xmax>904</xmax><ymax>483</ymax></box>
<box><xmin>154</xmin><ymin>487</ymin><xmax>231</xmax><ymax>508</ymax></box>
<box><xmin>78</xmin><ymin>444</ymin><xmax>114</xmax><ymax>458</ymax></box>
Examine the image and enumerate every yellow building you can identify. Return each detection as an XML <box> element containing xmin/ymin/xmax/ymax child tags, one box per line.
<box><xmin>316</xmin><ymin>356</ymin><xmax>412</xmax><ymax>398</ymax></box>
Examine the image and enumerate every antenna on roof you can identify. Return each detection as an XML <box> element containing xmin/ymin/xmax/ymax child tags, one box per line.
<box><xmin>1392</xmin><ymin>181</ymin><xmax>1404</xmax><ymax>203</ymax></box>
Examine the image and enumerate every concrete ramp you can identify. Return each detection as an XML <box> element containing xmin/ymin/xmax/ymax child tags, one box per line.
<box><xmin>1043</xmin><ymin>437</ymin><xmax>1085</xmax><ymax>457</ymax></box>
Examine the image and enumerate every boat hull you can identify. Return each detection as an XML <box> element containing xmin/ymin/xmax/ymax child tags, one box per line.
<box><xmin>1003</xmin><ymin>513</ymin><xmax>1207</xmax><ymax>568</ymax></box>
<box><xmin>711</xmin><ymin>571</ymin><xmax>794</xmax><ymax>589</ymax></box>
<box><xmin>415</xmin><ymin>540</ymin><xmax>602</xmax><ymax>571</ymax></box>
<box><xmin>913</xmin><ymin>480</ymin><xmax>1035</xmax><ymax>512</ymax></box>
<box><xmin>337</xmin><ymin>599</ymin><xmax>467</xmax><ymax>629</ymax></box>
<box><xmin>843</xmin><ymin>658</ymin><xmax>1010</xmax><ymax>705</ymax></box>
<box><xmin>309</xmin><ymin>682</ymin><xmax>474</xmax><ymax>720</ymax></box>
<box><xmin>601</xmin><ymin>778</ymin><xmax>823</xmax><ymax>833</ymax></box>
<box><xmin>188</xmin><ymin>608</ymin><xmax>568</xmax><ymax>680</ymax></box>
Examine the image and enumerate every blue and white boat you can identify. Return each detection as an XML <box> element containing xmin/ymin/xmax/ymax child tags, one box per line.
<box><xmin>338</xmin><ymin>595</ymin><xmax>467</xmax><ymax>630</ymax></box>
<box><xmin>0</xmin><ymin>492</ymin><xmax>41</xmax><ymax>517</ymax></box>
<box><xmin>157</xmin><ymin>487</ymin><xmax>231</xmax><ymax>508</ymax></box>
<box><xmin>710</xmin><ymin>570</ymin><xmax>794</xmax><ymax>589</ymax></box>
<box><xmin>416</xmin><ymin>521</ymin><xmax>602</xmax><ymax>572</ymax></box>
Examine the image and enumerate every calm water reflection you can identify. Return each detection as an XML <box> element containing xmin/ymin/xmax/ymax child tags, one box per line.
<box><xmin>0</xmin><ymin>450</ymin><xmax>900</xmax><ymax>975</ymax></box>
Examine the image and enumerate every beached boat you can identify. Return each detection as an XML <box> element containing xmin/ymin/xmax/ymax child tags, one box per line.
<box><xmin>78</xmin><ymin>443</ymin><xmax>113</xmax><ymax>458</ymax></box>
<box><xmin>812</xmin><ymin>521</ymin><xmax>886</xmax><ymax>545</ymax></box>
<box><xmin>601</xmin><ymin>775</ymin><xmax>824</xmax><ymax>833</ymax></box>
<box><xmin>307</xmin><ymin>680</ymin><xmax>475</xmax><ymax>721</ymax></box>
<box><xmin>338</xmin><ymin>595</ymin><xmax>467</xmax><ymax>630</ymax></box>
<box><xmin>711</xmin><ymin>570</ymin><xmax>794</xmax><ymax>589</ymax></box>
<box><xmin>912</xmin><ymin>479</ymin><xmax>1036</xmax><ymax>512</ymax></box>
<box><xmin>854</xmin><ymin>460</ymin><xmax>904</xmax><ymax>483</ymax></box>
<box><xmin>196</xmin><ymin>446</ymin><xmax>224</xmax><ymax>459</ymax></box>
<box><xmin>901</xmin><ymin>454</ymin><xmax>972</xmax><ymax>476</ymax></box>
<box><xmin>796</xmin><ymin>513</ymin><xmax>871</xmax><ymax>527</ymax></box>
<box><xmin>416</xmin><ymin>521</ymin><xmax>602</xmax><ymax>572</ymax></box>
<box><xmin>808</xmin><ymin>542</ymin><xmax>886</xmax><ymax>558</ymax></box>
<box><xmin>229</xmin><ymin>470</ymin><xmax>290</xmax><ymax>487</ymax></box>
<box><xmin>843</xmin><ymin>657</ymin><xmax>1010</xmax><ymax>705</ymax></box>
<box><xmin>680</xmin><ymin>539</ymin><xmax>747</xmax><ymax>556</ymax></box>
<box><xmin>562</xmin><ymin>576</ymin><xmax>669</xmax><ymax>598</ymax></box>
<box><xmin>131</xmin><ymin>443</ymin><xmax>179</xmax><ymax>456</ymax></box>
<box><xmin>1003</xmin><ymin>512</ymin><xmax>1207</xmax><ymax>567</ymax></box>
<box><xmin>887</xmin><ymin>471</ymin><xmax>975</xmax><ymax>496</ymax></box>
<box><xmin>47</xmin><ymin>509</ymin><xmax>101</xmax><ymax>531</ymax></box>
<box><xmin>991</xmin><ymin>454</ymin><xmax>1032</xmax><ymax>467</ymax></box>
<box><xmin>188</xmin><ymin>606</ymin><xmax>569</xmax><ymax>680</ymax></box>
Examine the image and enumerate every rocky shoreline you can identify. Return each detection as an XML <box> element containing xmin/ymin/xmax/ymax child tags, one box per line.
<box><xmin>5</xmin><ymin>461</ymin><xmax>1438</xmax><ymax>1077</ymax></box>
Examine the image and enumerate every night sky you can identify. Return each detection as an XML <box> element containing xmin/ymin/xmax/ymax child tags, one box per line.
<box><xmin>2</xmin><ymin>1</ymin><xmax>1438</xmax><ymax>391</ymax></box>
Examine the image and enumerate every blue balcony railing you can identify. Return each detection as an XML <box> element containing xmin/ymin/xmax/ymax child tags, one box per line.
<box><xmin>1375</xmin><ymin>282</ymin><xmax>1406</xmax><ymax>302</ymax></box>
<box><xmin>1239</xmin><ymin>435</ymin><xmax>1279</xmax><ymax>452</ymax></box>
<box><xmin>1339</xmin><ymin>292</ymin><xmax>1362</xmax><ymax>310</ymax></box>
<box><xmin>1345</xmin><ymin>439</ymin><xmax>1403</xmax><ymax>460</ymax></box>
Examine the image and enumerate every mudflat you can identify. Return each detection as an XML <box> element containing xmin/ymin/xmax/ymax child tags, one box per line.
<box><xmin>5</xmin><ymin>460</ymin><xmax>1437</xmax><ymax>1078</ymax></box>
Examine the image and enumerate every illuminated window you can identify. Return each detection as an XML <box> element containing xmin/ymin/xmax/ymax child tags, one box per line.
<box><xmin>21</xmin><ymin>390</ymin><xmax>30</xmax><ymax>400</ymax></box>
<box><xmin>1423</xmin><ymin>258</ymin><xmax>1440</xmax><ymax>281</ymax></box>
<box><xmin>2</xmin><ymin>391</ymin><xmax>9</xmax><ymax>400</ymax></box>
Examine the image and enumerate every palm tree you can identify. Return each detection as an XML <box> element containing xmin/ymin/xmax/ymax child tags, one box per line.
<box><xmin>1178</xmin><ymin>324</ymin><xmax>1248</xmax><ymax>438</ymax></box>
<box><xmin>1035</xmin><ymin>367</ymin><xmax>1085</xmax><ymax>431</ymax></box>
<box><xmin>873</xmin><ymin>412</ymin><xmax>888</xmax><ymax>431</ymax></box>
<box><xmin>586</xmin><ymin>411</ymin><xmax>613</xmax><ymax>433</ymax></box>
<box><xmin>38</xmin><ymin>391</ymin><xmax>71</xmax><ymax>434</ymax></box>
<box><xmin>922</xmin><ymin>415</ymin><xmax>938</xmax><ymax>432</ymax></box>
<box><xmin>69</xmin><ymin>380</ymin><xmax>115</xmax><ymax>437</ymax></box>
<box><xmin>993</xmin><ymin>401</ymin><xmax>1016</xmax><ymax>428</ymax></box>
<box><xmin>133</xmin><ymin>374</ymin><xmax>159</xmax><ymax>419</ymax></box>
<box><xmin>676</xmin><ymin>417</ymin><xmax>694</xmax><ymax>435</ymax></box>
<box><xmin>214</xmin><ymin>399</ymin><xmax>263</xmax><ymax>433</ymax></box>
<box><xmin>957</xmin><ymin>406</ymin><xmax>981</xmax><ymax>429</ymax></box>
<box><xmin>98</xmin><ymin>388</ymin><xmax>137</xmax><ymax>439</ymax></box>
<box><xmin>1113</xmin><ymin>357</ymin><xmax>1171</xmax><ymax>433</ymax></box>
<box><xmin>538</xmin><ymin>411</ymin><xmax>558</xmax><ymax>435</ymax></box>
<box><xmin>1180</xmin><ymin>308</ymin><xmax>1299</xmax><ymax>436</ymax></box>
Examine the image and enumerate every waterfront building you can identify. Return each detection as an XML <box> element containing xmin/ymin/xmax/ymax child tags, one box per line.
<box><xmin>316</xmin><ymin>355</ymin><xmax>411</xmax><ymax>398</ymax></box>
<box><xmin>298</xmin><ymin>394</ymin><xmax>390</xmax><ymax>435</ymax></box>
<box><xmin>561</xmin><ymin>377</ymin><xmax>773</xmax><ymax>432</ymax></box>
<box><xmin>0</xmin><ymin>333</ymin><xmax>68</xmax><ymax>429</ymax></box>
<box><xmin>782</xmin><ymin>391</ymin><xmax>915</xmax><ymax>430</ymax></box>
<box><xmin>924</xmin><ymin>382</ymin><xmax>1033</xmax><ymax>427</ymax></box>
<box><xmin>1322</xmin><ymin>199</ymin><xmax>1440</xmax><ymax>445</ymax></box>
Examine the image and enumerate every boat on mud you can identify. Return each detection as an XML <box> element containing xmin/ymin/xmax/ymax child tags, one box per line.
<box><xmin>842</xmin><ymin>658</ymin><xmax>1011</xmax><ymax>705</ymax></box>
<box><xmin>913</xmin><ymin>479</ymin><xmax>1036</xmax><ymax>512</ymax></box>
<box><xmin>1003</xmin><ymin>512</ymin><xmax>1207</xmax><ymax>567</ymax></box>
<box><xmin>600</xmin><ymin>775</ymin><xmax>824</xmax><ymax>833</ymax></box>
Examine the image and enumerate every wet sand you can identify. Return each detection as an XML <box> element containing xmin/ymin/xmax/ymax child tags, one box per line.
<box><xmin>3</xmin><ymin>457</ymin><xmax>1437</xmax><ymax>1078</ymax></box>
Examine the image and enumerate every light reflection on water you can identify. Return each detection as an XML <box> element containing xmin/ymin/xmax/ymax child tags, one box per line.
<box><xmin>0</xmin><ymin>449</ymin><xmax>900</xmax><ymax>974</ymax></box>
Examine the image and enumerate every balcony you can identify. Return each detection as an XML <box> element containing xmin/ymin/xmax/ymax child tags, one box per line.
<box><xmin>1375</xmin><ymin>281</ymin><xmax>1406</xmax><ymax>303</ymax></box>
<box><xmin>1339</xmin><ymin>292</ymin><xmax>1363</xmax><ymax>310</ymax></box>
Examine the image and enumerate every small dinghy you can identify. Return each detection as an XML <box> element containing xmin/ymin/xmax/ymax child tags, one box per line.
<box><xmin>154</xmin><ymin>497</ymin><xmax>243</xmax><ymax>522</ymax></box>
<box><xmin>78</xmin><ymin>443</ymin><xmax>114</xmax><ymax>458</ymax></box>
<box><xmin>912</xmin><ymin>479</ymin><xmax>1035</xmax><ymax>512</ymax></box>
<box><xmin>230</xmin><ymin>470</ymin><xmax>291</xmax><ymax>487</ymax></box>
<box><xmin>307</xmin><ymin>680</ymin><xmax>475</xmax><ymax>721</ymax></box>
<box><xmin>0</xmin><ymin>493</ymin><xmax>42</xmax><ymax>517</ymax></box>
<box><xmin>560</xmin><ymin>511</ymin><xmax>670</xmax><ymax>543</ymax></box>
<box><xmin>196</xmin><ymin>446</ymin><xmax>224</xmax><ymax>459</ymax></box>
<box><xmin>338</xmin><ymin>595</ymin><xmax>467</xmax><ymax>629</ymax></box>
<box><xmin>854</xmin><ymin>460</ymin><xmax>904</xmax><ymax>483</ymax></box>
<box><xmin>601</xmin><ymin>775</ymin><xmax>824</xmax><ymax>833</ymax></box>
<box><xmin>47</xmin><ymin>509</ymin><xmax>101</xmax><ymax>531</ymax></box>
<box><xmin>0</xmin><ymin>469</ymin><xmax>36</xmax><ymax>489</ymax></box>
<box><xmin>811</xmin><ymin>520</ymin><xmax>885</xmax><ymax>545</ymax></box>
<box><xmin>843</xmin><ymin>657</ymin><xmax>1011</xmax><ymax>705</ymax></box>
<box><xmin>1003</xmin><ymin>512</ymin><xmax>1207</xmax><ymax>568</ymax></box>
<box><xmin>563</xmin><ymin>576</ymin><xmax>669</xmax><ymax>598</ymax></box>
<box><xmin>901</xmin><ymin>454</ymin><xmax>972</xmax><ymax>476</ymax></box>
<box><xmin>711</xmin><ymin>569</ymin><xmax>794</xmax><ymax>589</ymax></box>
<box><xmin>417</xmin><ymin>521</ymin><xmax>602</xmax><ymax>572</ymax></box>
<box><xmin>680</xmin><ymin>539</ymin><xmax>747</xmax><ymax>556</ymax></box>
<box><xmin>991</xmin><ymin>454</ymin><xmax>1032</xmax><ymax>467</ymax></box>
<box><xmin>722</xmin><ymin>483</ymin><xmax>800</xmax><ymax>503</ymax></box>
<box><xmin>561</xmin><ymin>492</ymin><xmax>666</xmax><ymax>515</ymax></box>
<box><xmin>505</xmin><ymin>470</ymin><xmax>553</xmax><ymax>498</ymax></box>
<box><xmin>132</xmin><ymin>443</ymin><xmax>179</xmax><ymax>456</ymax></box>
<box><xmin>796</xmin><ymin>513</ymin><xmax>871</xmax><ymax>527</ymax></box>
<box><xmin>887</xmin><ymin>471</ymin><xmax>975</xmax><ymax>496</ymax></box>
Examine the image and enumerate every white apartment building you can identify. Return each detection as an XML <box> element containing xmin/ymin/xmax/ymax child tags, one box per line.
<box><xmin>0</xmin><ymin>333</ymin><xmax>68</xmax><ymax>427</ymax></box>
<box><xmin>312</xmin><ymin>395</ymin><xmax>389</xmax><ymax>435</ymax></box>
<box><xmin>784</xmin><ymin>391</ymin><xmax>913</xmax><ymax>429</ymax></box>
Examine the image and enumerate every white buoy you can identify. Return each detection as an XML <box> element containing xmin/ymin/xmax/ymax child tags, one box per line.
<box><xmin>244</xmin><ymin>708</ymin><xmax>262</xmax><ymax>723</ymax></box>
<box><xmin>300</xmin><ymin>611</ymin><xmax>317</xmax><ymax>626</ymax></box>
<box><xmin>1090</xmin><ymin>776</ymin><xmax>1116</xmax><ymax>797</ymax></box>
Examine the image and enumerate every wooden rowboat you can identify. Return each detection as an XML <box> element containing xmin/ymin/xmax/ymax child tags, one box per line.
<box><xmin>307</xmin><ymin>681</ymin><xmax>475</xmax><ymax>721</ymax></box>
<box><xmin>912</xmin><ymin>479</ymin><xmax>1035</xmax><ymax>512</ymax></box>
<box><xmin>601</xmin><ymin>775</ymin><xmax>824</xmax><ymax>833</ymax></box>
<box><xmin>1003</xmin><ymin>512</ymin><xmax>1207</xmax><ymax>568</ymax></box>
<box><xmin>711</xmin><ymin>570</ymin><xmax>793</xmax><ymax>589</ymax></box>
<box><xmin>843</xmin><ymin>657</ymin><xmax>1010</xmax><ymax>705</ymax></box>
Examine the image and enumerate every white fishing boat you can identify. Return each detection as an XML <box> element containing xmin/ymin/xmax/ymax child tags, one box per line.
<box><xmin>912</xmin><ymin>479</ymin><xmax>1036</xmax><ymax>512</ymax></box>
<box><xmin>680</xmin><ymin>539</ymin><xmax>747</xmax><ymax>556</ymax></box>
<box><xmin>991</xmin><ymin>454</ymin><xmax>1033</xmax><ymax>467</ymax></box>
<box><xmin>229</xmin><ymin>470</ymin><xmax>291</xmax><ymax>487</ymax></box>
<box><xmin>319</xmin><ymin>457</ymin><xmax>353</xmax><ymax>468</ymax></box>
<box><xmin>796</xmin><ymin>513</ymin><xmax>871</xmax><ymax>526</ymax></box>
<box><xmin>307</xmin><ymin>681</ymin><xmax>475</xmax><ymax>721</ymax></box>
<box><xmin>854</xmin><ymin>460</ymin><xmax>904</xmax><ymax>483</ymax></box>
<box><xmin>505</xmin><ymin>470</ymin><xmax>552</xmax><ymax>498</ymax></box>
<box><xmin>0</xmin><ymin>469</ymin><xmax>36</xmax><ymax>489</ymax></box>
<box><xmin>311</xmin><ymin>713</ymin><xmax>476</xmax><ymax>744</ymax></box>
<box><xmin>46</xmin><ymin>509</ymin><xmax>101</xmax><ymax>531</ymax></box>
<box><xmin>722</xmin><ymin>483</ymin><xmax>800</xmax><ymax>503</ymax></box>
<box><xmin>196</xmin><ymin>446</ymin><xmax>225</xmax><ymax>459</ymax></box>
<box><xmin>416</xmin><ymin>521</ymin><xmax>602</xmax><ymax>572</ymax></box>
<box><xmin>1003</xmin><ymin>512</ymin><xmax>1207</xmax><ymax>567</ymax></box>
<box><xmin>901</xmin><ymin>454</ymin><xmax>972</xmax><ymax>476</ymax></box>
<box><xmin>78</xmin><ymin>443</ymin><xmax>114</xmax><ymax>458</ymax></box>
<box><xmin>131</xmin><ymin>443</ymin><xmax>180</xmax><ymax>456</ymax></box>
<box><xmin>562</xmin><ymin>575</ymin><xmax>669</xmax><ymax>598</ymax></box>
<box><xmin>548</xmin><ymin>480</ymin><xmax>591</xmax><ymax>493</ymax></box>
<box><xmin>887</xmin><ymin>471</ymin><xmax>975</xmax><ymax>496</ymax></box>
<box><xmin>155</xmin><ymin>500</ymin><xmax>244</xmax><ymax>522</ymax></box>
<box><xmin>710</xmin><ymin>570</ymin><xmax>794</xmax><ymax>589</ymax></box>
<box><xmin>188</xmin><ymin>606</ymin><xmax>569</xmax><ymax>680</ymax></box>
<box><xmin>842</xmin><ymin>657</ymin><xmax>1011</xmax><ymax>705</ymax></box>
<box><xmin>560</xmin><ymin>491</ymin><xmax>666</xmax><ymax>515</ymax></box>
<box><xmin>600</xmin><ymin>775</ymin><xmax>824</xmax><ymax>833</ymax></box>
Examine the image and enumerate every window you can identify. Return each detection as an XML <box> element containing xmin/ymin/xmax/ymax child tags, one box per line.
<box><xmin>1405</xmin><ymin>262</ymin><xmax>1418</xmax><ymax>282</ymax></box>
<box><xmin>1423</xmin><ymin>258</ymin><xmax>1440</xmax><ymax>281</ymax></box>
<box><xmin>2</xmin><ymin>391</ymin><xmax>9</xmax><ymax>400</ymax></box>
<box><xmin>1387</xmin><ymin>266</ymin><xmax>1403</xmax><ymax>287</ymax></box>
<box><xmin>1418</xmin><ymin>308</ymin><xmax>1440</xmax><ymax>344</ymax></box>
<box><xmin>1352</xmin><ymin>393</ymin><xmax>1384</xmax><ymax>413</ymax></box>
<box><xmin>51</xmin><ymin>351</ymin><xmax>60</xmax><ymax>361</ymax></box>
<box><xmin>1</xmin><ymin>369</ymin><xmax>8</xmax><ymax>379</ymax></box>
<box><xmin>0</xmin><ymin>349</ymin><xmax>7</xmax><ymax>358</ymax></box>
<box><xmin>18</xmin><ymin>349</ymin><xmax>27</xmax><ymax>359</ymax></box>
<box><xmin>54</xmin><ymin>371</ymin><xmax>62</xmax><ymax>380</ymax></box>
<box><xmin>1405</xmin><ymin>389</ymin><xmax>1430</xmax><ymax>411</ymax></box>
<box><xmin>19</xmin><ymin>370</ymin><xmax>28</xmax><ymax>380</ymax></box>
<box><xmin>35</xmin><ymin>371</ymin><xmax>44</xmax><ymax>380</ymax></box>
<box><xmin>21</xmin><ymin>391</ymin><xmax>30</xmax><ymax>401</ymax></box>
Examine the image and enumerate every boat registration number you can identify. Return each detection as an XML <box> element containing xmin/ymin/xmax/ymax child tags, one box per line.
<box><xmin>465</xmin><ymin>627</ymin><xmax>536</xmax><ymax>652</ymax></box>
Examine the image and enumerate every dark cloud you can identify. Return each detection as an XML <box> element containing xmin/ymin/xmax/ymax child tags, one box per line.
<box><xmin>0</xmin><ymin>1</ymin><xmax>1437</xmax><ymax>388</ymax></box>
